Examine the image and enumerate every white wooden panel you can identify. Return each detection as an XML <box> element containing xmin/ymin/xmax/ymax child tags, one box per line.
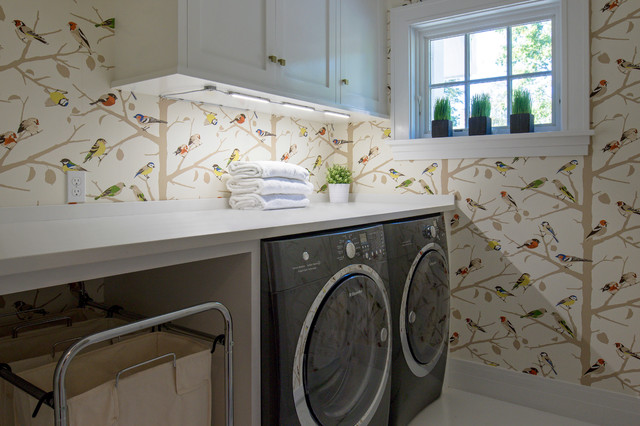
<box><xmin>339</xmin><ymin>0</ymin><xmax>387</xmax><ymax>114</ymax></box>
<box><xmin>388</xmin><ymin>130</ymin><xmax>593</xmax><ymax>160</ymax></box>
<box><xmin>186</xmin><ymin>0</ymin><xmax>276</xmax><ymax>88</ymax></box>
<box><xmin>113</xmin><ymin>0</ymin><xmax>180</xmax><ymax>83</ymax></box>
<box><xmin>277</xmin><ymin>0</ymin><xmax>336</xmax><ymax>101</ymax></box>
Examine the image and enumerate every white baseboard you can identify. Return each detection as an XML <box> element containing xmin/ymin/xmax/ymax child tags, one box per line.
<box><xmin>447</xmin><ymin>358</ymin><xmax>640</xmax><ymax>426</ymax></box>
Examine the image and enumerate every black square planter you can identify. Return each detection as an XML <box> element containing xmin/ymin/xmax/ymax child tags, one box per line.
<box><xmin>431</xmin><ymin>119</ymin><xmax>453</xmax><ymax>138</ymax></box>
<box><xmin>510</xmin><ymin>113</ymin><xmax>535</xmax><ymax>133</ymax></box>
<box><xmin>469</xmin><ymin>116</ymin><xmax>492</xmax><ymax>135</ymax></box>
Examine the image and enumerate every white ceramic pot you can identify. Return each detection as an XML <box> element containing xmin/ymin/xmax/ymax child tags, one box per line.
<box><xmin>328</xmin><ymin>183</ymin><xmax>350</xmax><ymax>203</ymax></box>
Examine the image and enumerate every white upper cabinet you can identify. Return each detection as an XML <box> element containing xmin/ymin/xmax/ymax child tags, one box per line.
<box><xmin>338</xmin><ymin>0</ymin><xmax>387</xmax><ymax>115</ymax></box>
<box><xmin>186</xmin><ymin>0</ymin><xmax>277</xmax><ymax>88</ymax></box>
<box><xmin>112</xmin><ymin>0</ymin><xmax>387</xmax><ymax>117</ymax></box>
<box><xmin>277</xmin><ymin>0</ymin><xmax>336</xmax><ymax>102</ymax></box>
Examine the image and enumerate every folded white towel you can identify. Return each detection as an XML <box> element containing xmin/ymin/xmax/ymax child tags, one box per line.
<box><xmin>228</xmin><ymin>161</ymin><xmax>310</xmax><ymax>181</ymax></box>
<box><xmin>229</xmin><ymin>194</ymin><xmax>310</xmax><ymax>210</ymax></box>
<box><xmin>226</xmin><ymin>177</ymin><xmax>314</xmax><ymax>195</ymax></box>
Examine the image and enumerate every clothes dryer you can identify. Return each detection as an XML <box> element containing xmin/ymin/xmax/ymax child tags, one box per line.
<box><xmin>261</xmin><ymin>224</ymin><xmax>392</xmax><ymax>425</ymax></box>
<box><xmin>383</xmin><ymin>214</ymin><xmax>449</xmax><ymax>425</ymax></box>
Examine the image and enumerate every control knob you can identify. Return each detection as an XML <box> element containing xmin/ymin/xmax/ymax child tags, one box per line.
<box><xmin>424</xmin><ymin>224</ymin><xmax>438</xmax><ymax>239</ymax></box>
<box><xmin>345</xmin><ymin>240</ymin><xmax>356</xmax><ymax>259</ymax></box>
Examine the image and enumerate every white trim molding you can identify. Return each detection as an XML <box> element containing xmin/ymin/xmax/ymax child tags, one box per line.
<box><xmin>390</xmin><ymin>0</ymin><xmax>591</xmax><ymax>159</ymax></box>
<box><xmin>447</xmin><ymin>358</ymin><xmax>640</xmax><ymax>425</ymax></box>
<box><xmin>389</xmin><ymin>129</ymin><xmax>593</xmax><ymax>160</ymax></box>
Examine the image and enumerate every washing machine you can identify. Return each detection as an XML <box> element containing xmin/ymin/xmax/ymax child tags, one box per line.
<box><xmin>261</xmin><ymin>224</ymin><xmax>392</xmax><ymax>425</ymax></box>
<box><xmin>383</xmin><ymin>214</ymin><xmax>450</xmax><ymax>425</ymax></box>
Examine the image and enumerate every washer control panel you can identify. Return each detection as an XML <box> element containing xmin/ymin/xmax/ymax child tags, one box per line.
<box><xmin>336</xmin><ymin>227</ymin><xmax>386</xmax><ymax>262</ymax></box>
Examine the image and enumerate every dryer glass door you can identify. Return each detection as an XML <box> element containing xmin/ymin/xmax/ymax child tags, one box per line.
<box><xmin>405</xmin><ymin>250</ymin><xmax>449</xmax><ymax>366</ymax></box>
<box><xmin>304</xmin><ymin>273</ymin><xmax>390</xmax><ymax>425</ymax></box>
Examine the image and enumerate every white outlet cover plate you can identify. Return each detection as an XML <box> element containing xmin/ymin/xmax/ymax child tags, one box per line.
<box><xmin>66</xmin><ymin>170</ymin><xmax>86</xmax><ymax>203</ymax></box>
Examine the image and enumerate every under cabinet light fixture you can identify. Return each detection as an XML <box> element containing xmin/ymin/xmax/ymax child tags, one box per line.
<box><xmin>229</xmin><ymin>92</ymin><xmax>270</xmax><ymax>104</ymax></box>
<box><xmin>324</xmin><ymin>111</ymin><xmax>350</xmax><ymax>119</ymax></box>
<box><xmin>282</xmin><ymin>103</ymin><xmax>314</xmax><ymax>112</ymax></box>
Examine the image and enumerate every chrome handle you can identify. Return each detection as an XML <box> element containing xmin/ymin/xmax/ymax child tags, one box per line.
<box><xmin>0</xmin><ymin>307</ymin><xmax>45</xmax><ymax>319</ymax></box>
<box><xmin>12</xmin><ymin>316</ymin><xmax>72</xmax><ymax>338</ymax></box>
<box><xmin>51</xmin><ymin>337</ymin><xmax>83</xmax><ymax>358</ymax></box>
<box><xmin>278</xmin><ymin>58</ymin><xmax>286</xmax><ymax>66</ymax></box>
<box><xmin>115</xmin><ymin>352</ymin><xmax>176</xmax><ymax>387</ymax></box>
<box><xmin>341</xmin><ymin>78</ymin><xmax>349</xmax><ymax>85</ymax></box>
<box><xmin>268</xmin><ymin>55</ymin><xmax>278</xmax><ymax>63</ymax></box>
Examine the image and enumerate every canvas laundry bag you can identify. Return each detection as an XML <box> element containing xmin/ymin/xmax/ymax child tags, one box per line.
<box><xmin>0</xmin><ymin>318</ymin><xmax>128</xmax><ymax>426</ymax></box>
<box><xmin>12</xmin><ymin>332</ymin><xmax>212</xmax><ymax>426</ymax></box>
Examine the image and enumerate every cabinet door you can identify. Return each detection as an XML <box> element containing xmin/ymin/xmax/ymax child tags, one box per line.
<box><xmin>339</xmin><ymin>0</ymin><xmax>387</xmax><ymax>115</ymax></box>
<box><xmin>276</xmin><ymin>0</ymin><xmax>336</xmax><ymax>102</ymax></box>
<box><xmin>187</xmin><ymin>0</ymin><xmax>277</xmax><ymax>90</ymax></box>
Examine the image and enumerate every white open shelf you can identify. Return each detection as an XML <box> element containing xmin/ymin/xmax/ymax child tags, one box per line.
<box><xmin>388</xmin><ymin>130</ymin><xmax>593</xmax><ymax>160</ymax></box>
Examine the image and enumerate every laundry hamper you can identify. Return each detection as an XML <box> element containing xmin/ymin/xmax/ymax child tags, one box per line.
<box><xmin>0</xmin><ymin>318</ymin><xmax>129</xmax><ymax>426</ymax></box>
<box><xmin>12</xmin><ymin>332</ymin><xmax>212</xmax><ymax>426</ymax></box>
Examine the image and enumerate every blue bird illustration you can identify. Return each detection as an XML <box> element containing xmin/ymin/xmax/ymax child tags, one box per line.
<box><xmin>60</xmin><ymin>158</ymin><xmax>87</xmax><ymax>172</ymax></box>
<box><xmin>540</xmin><ymin>221</ymin><xmax>559</xmax><ymax>243</ymax></box>
<box><xmin>134</xmin><ymin>161</ymin><xmax>155</xmax><ymax>180</ymax></box>
<box><xmin>539</xmin><ymin>352</ymin><xmax>558</xmax><ymax>375</ymax></box>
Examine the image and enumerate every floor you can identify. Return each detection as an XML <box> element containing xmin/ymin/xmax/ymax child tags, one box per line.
<box><xmin>408</xmin><ymin>388</ymin><xmax>598</xmax><ymax>426</ymax></box>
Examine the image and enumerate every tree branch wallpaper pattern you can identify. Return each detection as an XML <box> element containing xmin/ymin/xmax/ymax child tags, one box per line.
<box><xmin>0</xmin><ymin>0</ymin><xmax>639</xmax><ymax>398</ymax></box>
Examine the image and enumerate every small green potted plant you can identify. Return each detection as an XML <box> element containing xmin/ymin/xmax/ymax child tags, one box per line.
<box><xmin>510</xmin><ymin>88</ymin><xmax>534</xmax><ymax>133</ymax></box>
<box><xmin>326</xmin><ymin>163</ymin><xmax>352</xmax><ymax>203</ymax></box>
<box><xmin>431</xmin><ymin>97</ymin><xmax>452</xmax><ymax>138</ymax></box>
<box><xmin>469</xmin><ymin>93</ymin><xmax>492</xmax><ymax>135</ymax></box>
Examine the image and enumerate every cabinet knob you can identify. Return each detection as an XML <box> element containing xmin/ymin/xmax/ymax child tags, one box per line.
<box><xmin>268</xmin><ymin>55</ymin><xmax>278</xmax><ymax>63</ymax></box>
<box><xmin>277</xmin><ymin>58</ymin><xmax>286</xmax><ymax>66</ymax></box>
<box><xmin>341</xmin><ymin>78</ymin><xmax>349</xmax><ymax>85</ymax></box>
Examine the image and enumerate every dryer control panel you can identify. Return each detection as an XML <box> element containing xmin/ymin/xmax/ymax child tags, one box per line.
<box><xmin>335</xmin><ymin>227</ymin><xmax>386</xmax><ymax>262</ymax></box>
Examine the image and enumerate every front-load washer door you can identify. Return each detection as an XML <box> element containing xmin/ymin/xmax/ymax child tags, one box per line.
<box><xmin>400</xmin><ymin>244</ymin><xmax>449</xmax><ymax>377</ymax></box>
<box><xmin>292</xmin><ymin>265</ymin><xmax>391</xmax><ymax>426</ymax></box>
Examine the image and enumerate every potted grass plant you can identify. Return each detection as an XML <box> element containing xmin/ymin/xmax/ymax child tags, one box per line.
<box><xmin>510</xmin><ymin>88</ymin><xmax>534</xmax><ymax>133</ymax></box>
<box><xmin>469</xmin><ymin>93</ymin><xmax>492</xmax><ymax>135</ymax></box>
<box><xmin>431</xmin><ymin>97</ymin><xmax>452</xmax><ymax>138</ymax></box>
<box><xmin>326</xmin><ymin>163</ymin><xmax>352</xmax><ymax>203</ymax></box>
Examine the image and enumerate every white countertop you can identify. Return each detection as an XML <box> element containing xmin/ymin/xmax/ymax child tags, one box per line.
<box><xmin>0</xmin><ymin>194</ymin><xmax>454</xmax><ymax>295</ymax></box>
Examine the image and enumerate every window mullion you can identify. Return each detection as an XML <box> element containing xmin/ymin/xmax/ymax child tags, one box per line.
<box><xmin>464</xmin><ymin>33</ymin><xmax>470</xmax><ymax>132</ymax></box>
<box><xmin>507</xmin><ymin>26</ymin><xmax>513</xmax><ymax>121</ymax></box>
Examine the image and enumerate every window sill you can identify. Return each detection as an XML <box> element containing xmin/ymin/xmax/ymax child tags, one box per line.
<box><xmin>388</xmin><ymin>130</ymin><xmax>593</xmax><ymax>160</ymax></box>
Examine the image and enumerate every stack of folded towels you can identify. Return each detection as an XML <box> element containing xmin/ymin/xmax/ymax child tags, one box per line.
<box><xmin>227</xmin><ymin>161</ymin><xmax>313</xmax><ymax>210</ymax></box>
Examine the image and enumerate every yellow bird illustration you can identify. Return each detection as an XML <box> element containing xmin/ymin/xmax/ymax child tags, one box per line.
<box><xmin>84</xmin><ymin>138</ymin><xmax>107</xmax><ymax>164</ymax></box>
<box><xmin>204</xmin><ymin>112</ymin><xmax>218</xmax><ymax>126</ymax></box>
<box><xmin>312</xmin><ymin>155</ymin><xmax>322</xmax><ymax>170</ymax></box>
<box><xmin>134</xmin><ymin>162</ymin><xmax>155</xmax><ymax>180</ymax></box>
<box><xmin>48</xmin><ymin>90</ymin><xmax>69</xmax><ymax>107</ymax></box>
<box><xmin>227</xmin><ymin>148</ymin><xmax>240</xmax><ymax>167</ymax></box>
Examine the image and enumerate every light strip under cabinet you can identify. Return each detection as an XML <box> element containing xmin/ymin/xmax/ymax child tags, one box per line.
<box><xmin>282</xmin><ymin>103</ymin><xmax>315</xmax><ymax>112</ymax></box>
<box><xmin>229</xmin><ymin>92</ymin><xmax>270</xmax><ymax>104</ymax></box>
<box><xmin>323</xmin><ymin>111</ymin><xmax>350</xmax><ymax>119</ymax></box>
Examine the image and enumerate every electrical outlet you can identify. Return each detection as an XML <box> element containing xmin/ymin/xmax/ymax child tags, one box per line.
<box><xmin>66</xmin><ymin>170</ymin><xmax>86</xmax><ymax>203</ymax></box>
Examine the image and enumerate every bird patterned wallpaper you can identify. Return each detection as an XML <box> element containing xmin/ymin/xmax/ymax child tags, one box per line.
<box><xmin>0</xmin><ymin>0</ymin><xmax>639</xmax><ymax>399</ymax></box>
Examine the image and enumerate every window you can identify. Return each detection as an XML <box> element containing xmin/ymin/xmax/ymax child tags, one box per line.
<box><xmin>427</xmin><ymin>19</ymin><xmax>556</xmax><ymax>134</ymax></box>
<box><xmin>389</xmin><ymin>0</ymin><xmax>592</xmax><ymax>159</ymax></box>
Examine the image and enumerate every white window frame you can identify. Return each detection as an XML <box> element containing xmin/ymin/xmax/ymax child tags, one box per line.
<box><xmin>419</xmin><ymin>4</ymin><xmax>559</xmax><ymax>135</ymax></box>
<box><xmin>389</xmin><ymin>0</ymin><xmax>592</xmax><ymax>159</ymax></box>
